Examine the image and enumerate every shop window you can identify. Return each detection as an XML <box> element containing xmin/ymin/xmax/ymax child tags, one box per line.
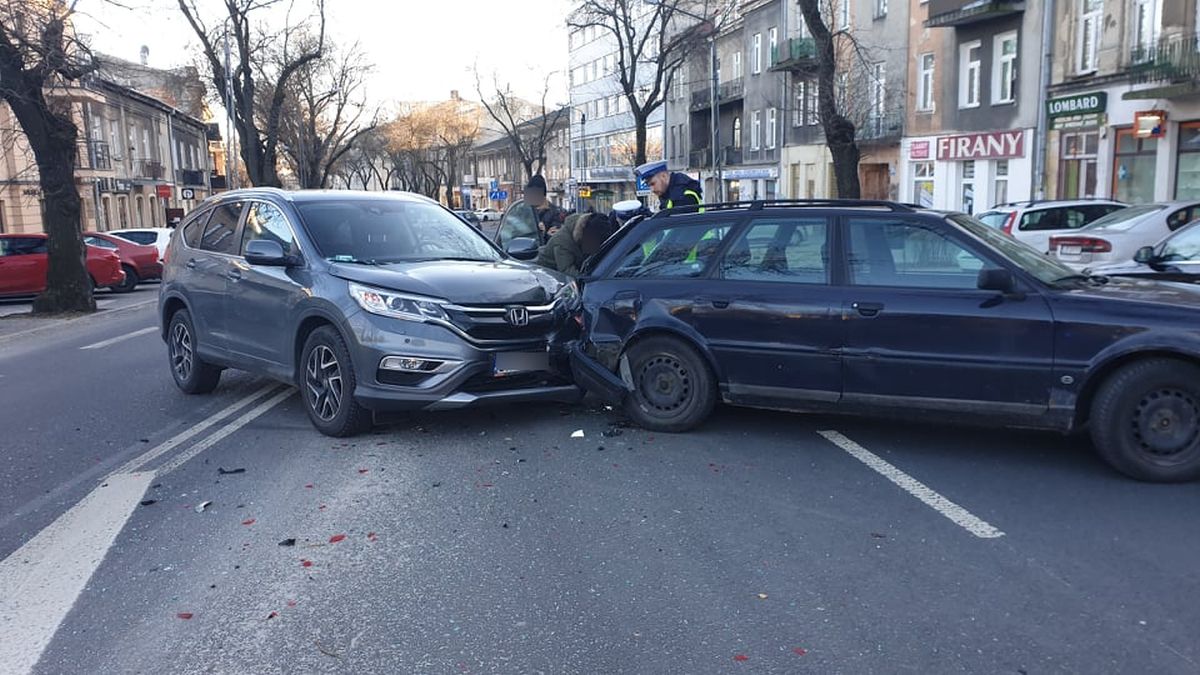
<box><xmin>1112</xmin><ymin>127</ymin><xmax>1157</xmax><ymax>203</ymax></box>
<box><xmin>961</xmin><ymin>160</ymin><xmax>976</xmax><ymax>214</ymax></box>
<box><xmin>1060</xmin><ymin>131</ymin><xmax>1099</xmax><ymax>199</ymax></box>
<box><xmin>994</xmin><ymin>160</ymin><xmax>1009</xmax><ymax>205</ymax></box>
<box><xmin>912</xmin><ymin>161</ymin><xmax>935</xmax><ymax>207</ymax></box>
<box><xmin>1176</xmin><ymin>121</ymin><xmax>1200</xmax><ymax>200</ymax></box>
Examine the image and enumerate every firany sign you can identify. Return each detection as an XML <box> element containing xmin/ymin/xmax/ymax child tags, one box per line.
<box><xmin>1047</xmin><ymin>92</ymin><xmax>1107</xmax><ymax>129</ymax></box>
<box><xmin>935</xmin><ymin>130</ymin><xmax>1025</xmax><ymax>160</ymax></box>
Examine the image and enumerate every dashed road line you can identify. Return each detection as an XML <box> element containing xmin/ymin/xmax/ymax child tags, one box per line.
<box><xmin>818</xmin><ymin>430</ymin><xmax>1006</xmax><ymax>539</ymax></box>
<box><xmin>79</xmin><ymin>326</ymin><xmax>157</xmax><ymax>350</ymax></box>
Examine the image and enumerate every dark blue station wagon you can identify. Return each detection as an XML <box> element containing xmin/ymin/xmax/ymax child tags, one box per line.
<box><xmin>568</xmin><ymin>200</ymin><xmax>1200</xmax><ymax>483</ymax></box>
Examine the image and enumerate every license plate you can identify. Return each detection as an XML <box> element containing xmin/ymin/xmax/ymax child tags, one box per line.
<box><xmin>1059</xmin><ymin>245</ymin><xmax>1083</xmax><ymax>256</ymax></box>
<box><xmin>493</xmin><ymin>350</ymin><xmax>549</xmax><ymax>376</ymax></box>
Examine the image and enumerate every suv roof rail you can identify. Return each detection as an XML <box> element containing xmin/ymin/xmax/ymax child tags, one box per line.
<box><xmin>659</xmin><ymin>198</ymin><xmax>917</xmax><ymax>216</ymax></box>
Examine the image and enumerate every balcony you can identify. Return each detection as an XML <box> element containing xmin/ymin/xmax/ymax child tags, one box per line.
<box><xmin>925</xmin><ymin>0</ymin><xmax>1024</xmax><ymax>28</ymax></box>
<box><xmin>177</xmin><ymin>169</ymin><xmax>207</xmax><ymax>186</ymax></box>
<box><xmin>689</xmin><ymin>149</ymin><xmax>712</xmax><ymax>169</ymax></box>
<box><xmin>132</xmin><ymin>159</ymin><xmax>165</xmax><ymax>181</ymax></box>
<box><xmin>1123</xmin><ymin>35</ymin><xmax>1200</xmax><ymax>99</ymax></box>
<box><xmin>690</xmin><ymin>77</ymin><xmax>745</xmax><ymax>111</ymax></box>
<box><xmin>770</xmin><ymin>38</ymin><xmax>817</xmax><ymax>72</ymax></box>
<box><xmin>723</xmin><ymin>146</ymin><xmax>743</xmax><ymax>166</ymax></box>
<box><xmin>210</xmin><ymin>173</ymin><xmax>228</xmax><ymax>190</ymax></box>
<box><xmin>858</xmin><ymin>111</ymin><xmax>905</xmax><ymax>143</ymax></box>
<box><xmin>77</xmin><ymin>140</ymin><xmax>113</xmax><ymax>172</ymax></box>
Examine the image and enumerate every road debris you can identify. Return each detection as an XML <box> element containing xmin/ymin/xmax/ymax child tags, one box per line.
<box><xmin>367</xmin><ymin>532</ymin><xmax>377</xmax><ymax>542</ymax></box>
<box><xmin>571</xmin><ymin>430</ymin><xmax>585</xmax><ymax>438</ymax></box>
<box><xmin>195</xmin><ymin>501</ymin><xmax>212</xmax><ymax>513</ymax></box>
<box><xmin>329</xmin><ymin>534</ymin><xmax>347</xmax><ymax>544</ymax></box>
<box><xmin>601</xmin><ymin>428</ymin><xmax>623</xmax><ymax>438</ymax></box>
<box><xmin>300</xmin><ymin>559</ymin><xmax>313</xmax><ymax>568</ymax></box>
<box><xmin>733</xmin><ymin>654</ymin><xmax>749</xmax><ymax>662</ymax></box>
<box><xmin>793</xmin><ymin>647</ymin><xmax>808</xmax><ymax>656</ymax></box>
<box><xmin>278</xmin><ymin>538</ymin><xmax>297</xmax><ymax>547</ymax></box>
<box><xmin>217</xmin><ymin>467</ymin><xmax>246</xmax><ymax>475</ymax></box>
<box><xmin>139</xmin><ymin>499</ymin><xmax>157</xmax><ymax>506</ymax></box>
<box><xmin>314</xmin><ymin>640</ymin><xmax>340</xmax><ymax>658</ymax></box>
<box><xmin>266</xmin><ymin>611</ymin><xmax>279</xmax><ymax>620</ymax></box>
<box><xmin>241</xmin><ymin>518</ymin><xmax>256</xmax><ymax>526</ymax></box>
<box><xmin>757</xmin><ymin>593</ymin><xmax>768</xmax><ymax>600</ymax></box>
<box><xmin>870</xmin><ymin>532</ymin><xmax>887</xmax><ymax>539</ymax></box>
<box><xmin>176</xmin><ymin>612</ymin><xmax>193</xmax><ymax>620</ymax></box>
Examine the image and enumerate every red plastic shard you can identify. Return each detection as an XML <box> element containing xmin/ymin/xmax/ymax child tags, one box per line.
<box><xmin>176</xmin><ymin>612</ymin><xmax>193</xmax><ymax>620</ymax></box>
<box><xmin>287</xmin><ymin>600</ymin><xmax>297</xmax><ymax>608</ymax></box>
<box><xmin>267</xmin><ymin>611</ymin><xmax>279</xmax><ymax>620</ymax></box>
<box><xmin>367</xmin><ymin>532</ymin><xmax>377</xmax><ymax>542</ymax></box>
<box><xmin>357</xmin><ymin>468</ymin><xmax>369</xmax><ymax>474</ymax></box>
<box><xmin>733</xmin><ymin>654</ymin><xmax>748</xmax><ymax>662</ymax></box>
<box><xmin>304</xmin><ymin>484</ymin><xmax>315</xmax><ymax>489</ymax></box>
<box><xmin>793</xmin><ymin>647</ymin><xmax>808</xmax><ymax>656</ymax></box>
<box><xmin>241</xmin><ymin>518</ymin><xmax>256</xmax><ymax>526</ymax></box>
<box><xmin>300</xmin><ymin>559</ymin><xmax>313</xmax><ymax>568</ymax></box>
<box><xmin>329</xmin><ymin>534</ymin><xmax>347</xmax><ymax>544</ymax></box>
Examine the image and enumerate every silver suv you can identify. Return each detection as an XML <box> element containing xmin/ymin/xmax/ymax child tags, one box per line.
<box><xmin>976</xmin><ymin>199</ymin><xmax>1125</xmax><ymax>253</ymax></box>
<box><xmin>158</xmin><ymin>189</ymin><xmax>581</xmax><ymax>436</ymax></box>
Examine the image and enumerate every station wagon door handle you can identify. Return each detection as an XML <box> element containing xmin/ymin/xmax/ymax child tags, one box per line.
<box><xmin>226</xmin><ymin>269</ymin><xmax>242</xmax><ymax>281</ymax></box>
<box><xmin>852</xmin><ymin>302</ymin><xmax>884</xmax><ymax>317</ymax></box>
<box><xmin>709</xmin><ymin>298</ymin><xmax>730</xmax><ymax>309</ymax></box>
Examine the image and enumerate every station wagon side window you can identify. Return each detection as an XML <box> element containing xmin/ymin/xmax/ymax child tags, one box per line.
<box><xmin>847</xmin><ymin>218</ymin><xmax>985</xmax><ymax>290</ymax></box>
<box><xmin>720</xmin><ymin>217</ymin><xmax>830</xmax><ymax>284</ymax></box>
<box><xmin>612</xmin><ymin>220</ymin><xmax>732</xmax><ymax>279</ymax></box>
<box><xmin>198</xmin><ymin>201</ymin><xmax>245</xmax><ymax>255</ymax></box>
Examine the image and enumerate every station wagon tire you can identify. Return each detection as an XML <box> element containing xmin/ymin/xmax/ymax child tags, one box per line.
<box><xmin>1090</xmin><ymin>359</ymin><xmax>1200</xmax><ymax>483</ymax></box>
<box><xmin>623</xmin><ymin>336</ymin><xmax>716</xmax><ymax>433</ymax></box>
<box><xmin>300</xmin><ymin>326</ymin><xmax>371</xmax><ymax>438</ymax></box>
<box><xmin>112</xmin><ymin>265</ymin><xmax>138</xmax><ymax>293</ymax></box>
<box><xmin>167</xmin><ymin>309</ymin><xmax>221</xmax><ymax>395</ymax></box>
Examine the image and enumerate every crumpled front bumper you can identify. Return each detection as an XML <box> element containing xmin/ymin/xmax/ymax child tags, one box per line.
<box><xmin>567</xmin><ymin>341</ymin><xmax>630</xmax><ymax>405</ymax></box>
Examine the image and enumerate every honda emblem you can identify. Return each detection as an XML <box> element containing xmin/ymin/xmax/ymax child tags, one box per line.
<box><xmin>505</xmin><ymin>306</ymin><xmax>529</xmax><ymax>327</ymax></box>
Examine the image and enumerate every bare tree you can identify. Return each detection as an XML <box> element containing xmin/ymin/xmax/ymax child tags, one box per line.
<box><xmin>566</xmin><ymin>0</ymin><xmax>718</xmax><ymax>166</ymax></box>
<box><xmin>475</xmin><ymin>72</ymin><xmax>566</xmax><ymax>182</ymax></box>
<box><xmin>177</xmin><ymin>0</ymin><xmax>326</xmax><ymax>187</ymax></box>
<box><xmin>275</xmin><ymin>37</ymin><xmax>375</xmax><ymax>189</ymax></box>
<box><xmin>797</xmin><ymin>0</ymin><xmax>861</xmax><ymax>198</ymax></box>
<box><xmin>0</xmin><ymin>0</ymin><xmax>98</xmax><ymax>313</ymax></box>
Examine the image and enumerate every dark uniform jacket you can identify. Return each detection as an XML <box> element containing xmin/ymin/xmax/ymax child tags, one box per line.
<box><xmin>663</xmin><ymin>173</ymin><xmax>704</xmax><ymax>210</ymax></box>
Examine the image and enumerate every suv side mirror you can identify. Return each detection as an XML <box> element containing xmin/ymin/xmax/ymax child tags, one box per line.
<box><xmin>505</xmin><ymin>236</ymin><xmax>539</xmax><ymax>261</ymax></box>
<box><xmin>244</xmin><ymin>239</ymin><xmax>290</xmax><ymax>266</ymax></box>
<box><xmin>1133</xmin><ymin>245</ymin><xmax>1157</xmax><ymax>265</ymax></box>
<box><xmin>977</xmin><ymin>267</ymin><xmax>1016</xmax><ymax>294</ymax></box>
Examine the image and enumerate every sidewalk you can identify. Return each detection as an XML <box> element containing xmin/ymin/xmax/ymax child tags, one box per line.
<box><xmin>0</xmin><ymin>287</ymin><xmax>159</xmax><ymax>343</ymax></box>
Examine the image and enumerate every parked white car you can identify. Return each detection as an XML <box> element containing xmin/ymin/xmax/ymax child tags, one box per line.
<box><xmin>976</xmin><ymin>200</ymin><xmax>1125</xmax><ymax>253</ymax></box>
<box><xmin>107</xmin><ymin>227</ymin><xmax>174</xmax><ymax>262</ymax></box>
<box><xmin>474</xmin><ymin>208</ymin><xmax>501</xmax><ymax>222</ymax></box>
<box><xmin>1049</xmin><ymin>201</ymin><xmax>1200</xmax><ymax>270</ymax></box>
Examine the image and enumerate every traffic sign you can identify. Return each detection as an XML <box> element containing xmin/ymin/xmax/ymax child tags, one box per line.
<box><xmin>489</xmin><ymin>190</ymin><xmax>509</xmax><ymax>200</ymax></box>
<box><xmin>181</xmin><ymin>188</ymin><xmax>196</xmax><ymax>200</ymax></box>
<box><xmin>635</xmin><ymin>175</ymin><xmax>651</xmax><ymax>193</ymax></box>
<box><xmin>489</xmin><ymin>179</ymin><xmax>499</xmax><ymax>192</ymax></box>
<box><xmin>578</xmin><ymin>186</ymin><xmax>592</xmax><ymax>199</ymax></box>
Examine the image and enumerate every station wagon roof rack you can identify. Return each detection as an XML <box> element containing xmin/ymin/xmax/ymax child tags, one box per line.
<box><xmin>993</xmin><ymin>197</ymin><xmax>1125</xmax><ymax>208</ymax></box>
<box><xmin>659</xmin><ymin>199</ymin><xmax>917</xmax><ymax>216</ymax></box>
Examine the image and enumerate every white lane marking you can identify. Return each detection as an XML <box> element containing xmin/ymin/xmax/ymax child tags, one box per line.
<box><xmin>0</xmin><ymin>471</ymin><xmax>155</xmax><ymax>675</ymax></box>
<box><xmin>79</xmin><ymin>326</ymin><xmax>157</xmax><ymax>350</ymax></box>
<box><xmin>153</xmin><ymin>387</ymin><xmax>295</xmax><ymax>476</ymax></box>
<box><xmin>818</xmin><ymin>430</ymin><xmax>1006</xmax><ymax>539</ymax></box>
<box><xmin>110</xmin><ymin>382</ymin><xmax>281</xmax><ymax>477</ymax></box>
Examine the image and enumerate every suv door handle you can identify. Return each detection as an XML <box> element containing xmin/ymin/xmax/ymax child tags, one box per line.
<box><xmin>186</xmin><ymin>259</ymin><xmax>197</xmax><ymax>269</ymax></box>
<box><xmin>851</xmin><ymin>301</ymin><xmax>884</xmax><ymax>317</ymax></box>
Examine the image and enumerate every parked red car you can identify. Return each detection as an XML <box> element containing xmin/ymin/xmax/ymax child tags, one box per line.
<box><xmin>0</xmin><ymin>233</ymin><xmax>124</xmax><ymax>298</ymax></box>
<box><xmin>84</xmin><ymin>231</ymin><xmax>162</xmax><ymax>292</ymax></box>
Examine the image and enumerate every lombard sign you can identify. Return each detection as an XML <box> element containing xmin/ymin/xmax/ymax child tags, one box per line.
<box><xmin>936</xmin><ymin>130</ymin><xmax>1025</xmax><ymax>160</ymax></box>
<box><xmin>1047</xmin><ymin>92</ymin><xmax>1106</xmax><ymax>119</ymax></box>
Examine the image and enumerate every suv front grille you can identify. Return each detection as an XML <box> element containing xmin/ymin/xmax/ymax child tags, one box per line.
<box><xmin>444</xmin><ymin>303</ymin><xmax>562</xmax><ymax>345</ymax></box>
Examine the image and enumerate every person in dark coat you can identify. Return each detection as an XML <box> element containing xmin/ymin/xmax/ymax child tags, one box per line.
<box><xmin>535</xmin><ymin>213</ymin><xmax>615</xmax><ymax>277</ymax></box>
<box><xmin>635</xmin><ymin>160</ymin><xmax>703</xmax><ymax>210</ymax></box>
<box><xmin>524</xmin><ymin>174</ymin><xmax>565</xmax><ymax>241</ymax></box>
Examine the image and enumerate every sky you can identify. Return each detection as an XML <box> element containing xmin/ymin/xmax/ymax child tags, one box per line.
<box><xmin>74</xmin><ymin>0</ymin><xmax>571</xmax><ymax>109</ymax></box>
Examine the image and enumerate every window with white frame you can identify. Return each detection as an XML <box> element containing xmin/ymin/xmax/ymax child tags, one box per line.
<box><xmin>767</xmin><ymin>108</ymin><xmax>777</xmax><ymax>148</ymax></box>
<box><xmin>733</xmin><ymin>116</ymin><xmax>742</xmax><ymax>148</ymax></box>
<box><xmin>993</xmin><ymin>32</ymin><xmax>1018</xmax><ymax>104</ymax></box>
<box><xmin>994</xmin><ymin>159</ymin><xmax>1010</xmax><ymax>204</ymax></box>
<box><xmin>838</xmin><ymin>0</ymin><xmax>849</xmax><ymax>29</ymax></box>
<box><xmin>751</xmin><ymin>110</ymin><xmax>762</xmax><ymax>150</ymax></box>
<box><xmin>794</xmin><ymin>82</ymin><xmax>804</xmax><ymax>127</ymax></box>
<box><xmin>912</xmin><ymin>161</ymin><xmax>934</xmax><ymax>207</ymax></box>
<box><xmin>870</xmin><ymin>62</ymin><xmax>886</xmax><ymax>132</ymax></box>
<box><xmin>1131</xmin><ymin>0</ymin><xmax>1162</xmax><ymax>62</ymax></box>
<box><xmin>917</xmin><ymin>53</ymin><xmax>935</xmax><ymax>111</ymax></box>
<box><xmin>1077</xmin><ymin>0</ymin><xmax>1101</xmax><ymax>73</ymax></box>
<box><xmin>875</xmin><ymin>0</ymin><xmax>888</xmax><ymax>19</ymax></box>
<box><xmin>733</xmin><ymin>51</ymin><xmax>743</xmax><ymax>79</ymax></box>
<box><xmin>959</xmin><ymin>40</ymin><xmax>982</xmax><ymax>108</ymax></box>
<box><xmin>769</xmin><ymin>27</ymin><xmax>778</xmax><ymax>66</ymax></box>
<box><xmin>752</xmin><ymin>33</ymin><xmax>762</xmax><ymax>74</ymax></box>
<box><xmin>806</xmin><ymin>80</ymin><xmax>819</xmax><ymax>125</ymax></box>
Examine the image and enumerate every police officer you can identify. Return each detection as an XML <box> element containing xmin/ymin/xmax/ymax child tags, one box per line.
<box><xmin>634</xmin><ymin>160</ymin><xmax>703</xmax><ymax>211</ymax></box>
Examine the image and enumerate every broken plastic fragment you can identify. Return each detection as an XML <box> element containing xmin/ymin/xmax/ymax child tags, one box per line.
<box><xmin>266</xmin><ymin>611</ymin><xmax>279</xmax><ymax>620</ymax></box>
<box><xmin>793</xmin><ymin>647</ymin><xmax>808</xmax><ymax>656</ymax></box>
<box><xmin>241</xmin><ymin>518</ymin><xmax>256</xmax><ymax>526</ymax></box>
<box><xmin>218</xmin><ymin>467</ymin><xmax>246</xmax><ymax>475</ymax></box>
<box><xmin>176</xmin><ymin>612</ymin><xmax>193</xmax><ymax>620</ymax></box>
<box><xmin>304</xmin><ymin>484</ymin><xmax>315</xmax><ymax>489</ymax></box>
<box><xmin>287</xmin><ymin>600</ymin><xmax>297</xmax><ymax>608</ymax></box>
<box><xmin>733</xmin><ymin>654</ymin><xmax>748</xmax><ymax>662</ymax></box>
<box><xmin>279</xmin><ymin>538</ymin><xmax>297</xmax><ymax>547</ymax></box>
<box><xmin>195</xmin><ymin>501</ymin><xmax>212</xmax><ymax>513</ymax></box>
<box><xmin>139</xmin><ymin>499</ymin><xmax>157</xmax><ymax>506</ymax></box>
<box><xmin>357</xmin><ymin>468</ymin><xmax>369</xmax><ymax>474</ymax></box>
<box><xmin>571</xmin><ymin>430</ymin><xmax>585</xmax><ymax>438</ymax></box>
<box><xmin>328</xmin><ymin>534</ymin><xmax>346</xmax><ymax>544</ymax></box>
<box><xmin>757</xmin><ymin>593</ymin><xmax>768</xmax><ymax>600</ymax></box>
<box><xmin>300</xmin><ymin>559</ymin><xmax>313</xmax><ymax>567</ymax></box>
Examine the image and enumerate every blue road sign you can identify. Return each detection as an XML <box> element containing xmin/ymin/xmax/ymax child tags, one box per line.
<box><xmin>489</xmin><ymin>190</ymin><xmax>509</xmax><ymax>201</ymax></box>
<box><xmin>636</xmin><ymin>175</ymin><xmax>651</xmax><ymax>193</ymax></box>
<box><xmin>489</xmin><ymin>179</ymin><xmax>499</xmax><ymax>192</ymax></box>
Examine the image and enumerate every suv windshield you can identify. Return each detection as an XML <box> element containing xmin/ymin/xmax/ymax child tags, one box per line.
<box><xmin>948</xmin><ymin>213</ymin><xmax>1080</xmax><ymax>284</ymax></box>
<box><xmin>296</xmin><ymin>199</ymin><xmax>501</xmax><ymax>264</ymax></box>
<box><xmin>1082</xmin><ymin>204</ymin><xmax>1163</xmax><ymax>232</ymax></box>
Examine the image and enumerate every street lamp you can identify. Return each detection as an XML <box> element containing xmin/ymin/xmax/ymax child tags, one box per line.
<box><xmin>650</xmin><ymin>1</ymin><xmax>721</xmax><ymax>202</ymax></box>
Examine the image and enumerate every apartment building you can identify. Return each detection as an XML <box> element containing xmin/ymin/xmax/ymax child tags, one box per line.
<box><xmin>1045</xmin><ymin>0</ymin><xmax>1200</xmax><ymax>203</ymax></box>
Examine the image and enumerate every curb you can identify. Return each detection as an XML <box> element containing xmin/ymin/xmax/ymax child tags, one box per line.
<box><xmin>0</xmin><ymin>298</ymin><xmax>158</xmax><ymax>345</ymax></box>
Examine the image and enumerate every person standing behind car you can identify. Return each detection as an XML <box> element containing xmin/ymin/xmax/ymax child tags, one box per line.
<box><xmin>524</xmin><ymin>174</ymin><xmax>565</xmax><ymax>243</ymax></box>
<box><xmin>536</xmin><ymin>213</ymin><xmax>615</xmax><ymax>277</ymax></box>
<box><xmin>634</xmin><ymin>160</ymin><xmax>703</xmax><ymax>211</ymax></box>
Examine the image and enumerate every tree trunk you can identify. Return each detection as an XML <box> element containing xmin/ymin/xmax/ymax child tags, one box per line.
<box><xmin>798</xmin><ymin>0</ymin><xmax>861</xmax><ymax>199</ymax></box>
<box><xmin>633</xmin><ymin>115</ymin><xmax>648</xmax><ymax>166</ymax></box>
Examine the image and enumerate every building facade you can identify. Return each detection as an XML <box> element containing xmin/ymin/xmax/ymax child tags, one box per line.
<box><xmin>469</xmin><ymin>109</ymin><xmax>572</xmax><ymax>210</ymax></box>
<box><xmin>1044</xmin><ymin>0</ymin><xmax>1200</xmax><ymax>203</ymax></box>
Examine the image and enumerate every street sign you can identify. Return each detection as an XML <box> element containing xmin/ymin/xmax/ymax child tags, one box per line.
<box><xmin>156</xmin><ymin>184</ymin><xmax>173</xmax><ymax>199</ymax></box>
<box><xmin>489</xmin><ymin>179</ymin><xmax>499</xmax><ymax>192</ymax></box>
<box><xmin>578</xmin><ymin>186</ymin><xmax>592</xmax><ymax>199</ymax></box>
<box><xmin>181</xmin><ymin>188</ymin><xmax>196</xmax><ymax>200</ymax></box>
<box><xmin>489</xmin><ymin>190</ymin><xmax>509</xmax><ymax>200</ymax></box>
<box><xmin>635</xmin><ymin>175</ymin><xmax>650</xmax><ymax>193</ymax></box>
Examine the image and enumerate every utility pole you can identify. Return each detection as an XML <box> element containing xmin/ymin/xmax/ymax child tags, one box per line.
<box><xmin>223</xmin><ymin>26</ymin><xmax>236</xmax><ymax>190</ymax></box>
<box><xmin>710</xmin><ymin>35</ymin><xmax>720</xmax><ymax>202</ymax></box>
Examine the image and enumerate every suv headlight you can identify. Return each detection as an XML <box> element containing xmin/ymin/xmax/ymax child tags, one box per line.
<box><xmin>349</xmin><ymin>282</ymin><xmax>449</xmax><ymax>323</ymax></box>
<box><xmin>554</xmin><ymin>280</ymin><xmax>580</xmax><ymax>309</ymax></box>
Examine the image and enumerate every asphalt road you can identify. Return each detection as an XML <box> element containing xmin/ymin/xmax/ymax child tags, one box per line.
<box><xmin>1</xmin><ymin>297</ymin><xmax>1198</xmax><ymax>674</ymax></box>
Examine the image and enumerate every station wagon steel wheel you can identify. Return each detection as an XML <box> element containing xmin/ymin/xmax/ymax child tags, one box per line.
<box><xmin>300</xmin><ymin>326</ymin><xmax>371</xmax><ymax>437</ymax></box>
<box><xmin>305</xmin><ymin>345</ymin><xmax>344</xmax><ymax>422</ymax></box>
<box><xmin>1091</xmin><ymin>358</ymin><xmax>1200</xmax><ymax>483</ymax></box>
<box><xmin>170</xmin><ymin>322</ymin><xmax>193</xmax><ymax>382</ymax></box>
<box><xmin>623</xmin><ymin>336</ymin><xmax>716</xmax><ymax>433</ymax></box>
<box><xmin>166</xmin><ymin>308</ymin><xmax>221</xmax><ymax>395</ymax></box>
